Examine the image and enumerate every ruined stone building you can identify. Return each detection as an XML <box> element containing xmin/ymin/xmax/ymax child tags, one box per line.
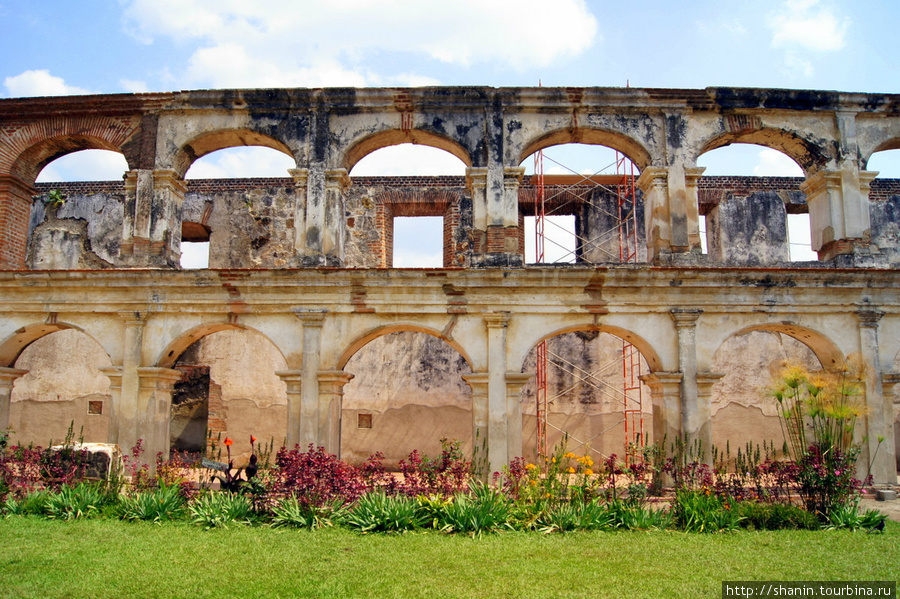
<box><xmin>0</xmin><ymin>86</ymin><xmax>898</xmax><ymax>481</ymax></box>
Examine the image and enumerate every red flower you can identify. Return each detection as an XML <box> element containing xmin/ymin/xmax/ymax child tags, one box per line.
<box><xmin>250</xmin><ymin>435</ymin><xmax>257</xmax><ymax>444</ymax></box>
<box><xmin>224</xmin><ymin>438</ymin><xmax>233</xmax><ymax>446</ymax></box>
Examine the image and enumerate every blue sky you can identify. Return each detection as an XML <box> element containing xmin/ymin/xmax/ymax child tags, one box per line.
<box><xmin>2</xmin><ymin>0</ymin><xmax>899</xmax><ymax>265</ymax></box>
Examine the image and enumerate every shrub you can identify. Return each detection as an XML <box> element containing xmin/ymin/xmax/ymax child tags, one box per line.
<box><xmin>533</xmin><ymin>499</ymin><xmax>614</xmax><ymax>533</ymax></box>
<box><xmin>435</xmin><ymin>483</ymin><xmax>511</xmax><ymax>535</ymax></box>
<box><xmin>605</xmin><ymin>500</ymin><xmax>671</xmax><ymax>530</ymax></box>
<box><xmin>118</xmin><ymin>485</ymin><xmax>187</xmax><ymax>523</ymax></box>
<box><xmin>273</xmin><ymin>445</ymin><xmax>365</xmax><ymax>508</ymax></box>
<box><xmin>270</xmin><ymin>496</ymin><xmax>347</xmax><ymax>529</ymax></box>
<box><xmin>397</xmin><ymin>438</ymin><xmax>471</xmax><ymax>497</ymax></box>
<box><xmin>2</xmin><ymin>489</ymin><xmax>51</xmax><ymax>516</ymax></box>
<box><xmin>734</xmin><ymin>501</ymin><xmax>819</xmax><ymax>530</ymax></box>
<box><xmin>824</xmin><ymin>502</ymin><xmax>887</xmax><ymax>532</ymax></box>
<box><xmin>189</xmin><ymin>492</ymin><xmax>255</xmax><ymax>528</ymax></box>
<box><xmin>45</xmin><ymin>483</ymin><xmax>107</xmax><ymax>521</ymax></box>
<box><xmin>671</xmin><ymin>490</ymin><xmax>741</xmax><ymax>533</ymax></box>
<box><xmin>345</xmin><ymin>491</ymin><xmax>424</xmax><ymax>533</ymax></box>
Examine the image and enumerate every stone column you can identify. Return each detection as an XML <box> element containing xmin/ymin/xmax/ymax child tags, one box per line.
<box><xmin>135</xmin><ymin>367</ymin><xmax>184</xmax><ymax>460</ymax></box>
<box><xmin>505</xmin><ymin>373</ymin><xmax>532</xmax><ymax>464</ymax></box>
<box><xmin>857</xmin><ymin>308</ymin><xmax>894</xmax><ymax>483</ymax></box>
<box><xmin>639</xmin><ymin>371</ymin><xmax>683</xmax><ymax>447</ymax></box>
<box><xmin>671</xmin><ymin>309</ymin><xmax>706</xmax><ymax>453</ymax></box>
<box><xmin>465</xmin><ymin>166</ymin><xmax>523</xmax><ymax>267</ymax></box>
<box><xmin>122</xmin><ymin>169</ymin><xmax>186</xmax><ymax>267</ymax></box>
<box><xmin>298</xmin><ymin>310</ymin><xmax>325</xmax><ymax>447</ymax></box>
<box><xmin>697</xmin><ymin>372</ymin><xmax>725</xmax><ymax>458</ymax></box>
<box><xmin>297</xmin><ymin>165</ymin><xmax>349</xmax><ymax>266</ymax></box>
<box><xmin>882</xmin><ymin>373</ymin><xmax>900</xmax><ymax>477</ymax></box>
<box><xmin>485</xmin><ymin>312</ymin><xmax>511</xmax><ymax>475</ymax></box>
<box><xmin>800</xmin><ymin>167</ymin><xmax>877</xmax><ymax>262</ymax></box>
<box><xmin>275</xmin><ymin>370</ymin><xmax>303</xmax><ymax>449</ymax></box>
<box><xmin>0</xmin><ymin>367</ymin><xmax>28</xmax><ymax>433</ymax></box>
<box><xmin>0</xmin><ymin>175</ymin><xmax>35</xmax><ymax>268</ymax></box>
<box><xmin>317</xmin><ymin>370</ymin><xmax>354</xmax><ymax>456</ymax></box>
<box><xmin>104</xmin><ymin>312</ymin><xmax>145</xmax><ymax>450</ymax></box>
<box><xmin>462</xmin><ymin>372</ymin><xmax>489</xmax><ymax>478</ymax></box>
<box><xmin>289</xmin><ymin>167</ymin><xmax>309</xmax><ymax>259</ymax></box>
<box><xmin>636</xmin><ymin>166</ymin><xmax>670</xmax><ymax>263</ymax></box>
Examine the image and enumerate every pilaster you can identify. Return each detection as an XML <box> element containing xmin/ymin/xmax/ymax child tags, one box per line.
<box><xmin>0</xmin><ymin>367</ymin><xmax>28</xmax><ymax>433</ymax></box>
<box><xmin>856</xmin><ymin>308</ymin><xmax>893</xmax><ymax>483</ymax></box>
<box><xmin>485</xmin><ymin>312</ymin><xmax>511</xmax><ymax>475</ymax></box>
<box><xmin>670</xmin><ymin>308</ymin><xmax>707</xmax><ymax>455</ymax></box>
<box><xmin>639</xmin><ymin>371</ymin><xmax>683</xmax><ymax>447</ymax></box>
<box><xmin>800</xmin><ymin>167</ymin><xmax>877</xmax><ymax>261</ymax></box>
<box><xmin>318</xmin><ymin>370</ymin><xmax>354</xmax><ymax>456</ymax></box>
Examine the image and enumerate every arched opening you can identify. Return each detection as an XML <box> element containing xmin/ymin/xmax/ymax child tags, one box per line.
<box><xmin>710</xmin><ymin>328</ymin><xmax>825</xmax><ymax>455</ymax></box>
<box><xmin>519</xmin><ymin>143</ymin><xmax>642</xmax><ymax>265</ymax></box>
<box><xmin>182</xmin><ymin>145</ymin><xmax>297</xmax><ymax>269</ymax></box>
<box><xmin>341</xmin><ymin>330</ymin><xmax>473</xmax><ymax>467</ymax></box>
<box><xmin>698</xmin><ymin>143</ymin><xmax>813</xmax><ymax>263</ymax></box>
<box><xmin>347</xmin><ymin>142</ymin><xmax>468</xmax><ymax>268</ymax></box>
<box><xmin>520</xmin><ymin>329</ymin><xmax>652</xmax><ymax>463</ymax></box>
<box><xmin>35</xmin><ymin>149</ymin><xmax>129</xmax><ymax>183</ymax></box>
<box><xmin>28</xmin><ymin>149</ymin><xmax>130</xmax><ymax>269</ymax></box>
<box><xmin>166</xmin><ymin>328</ymin><xmax>288</xmax><ymax>464</ymax></box>
<box><xmin>865</xmin><ymin>147</ymin><xmax>900</xmax><ymax>267</ymax></box>
<box><xmin>8</xmin><ymin>329</ymin><xmax>113</xmax><ymax>446</ymax></box>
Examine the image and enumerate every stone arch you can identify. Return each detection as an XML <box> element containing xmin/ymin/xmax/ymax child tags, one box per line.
<box><xmin>158</xmin><ymin>322</ymin><xmax>290</xmax><ymax>462</ymax></box>
<box><xmin>517</xmin><ymin>323</ymin><xmax>660</xmax><ymax>460</ymax></box>
<box><xmin>339</xmin><ymin>324</ymin><xmax>475</xmax><ymax>467</ymax></box>
<box><xmin>517</xmin><ymin>128</ymin><xmax>653</xmax><ymax>172</ymax></box>
<box><xmin>864</xmin><ymin>138</ymin><xmax>900</xmax><ymax>169</ymax></box>
<box><xmin>708</xmin><ymin>323</ymin><xmax>838</xmax><ymax>453</ymax></box>
<box><xmin>518</xmin><ymin>323</ymin><xmax>663</xmax><ymax>373</ymax></box>
<box><xmin>156</xmin><ymin>322</ymin><xmax>288</xmax><ymax>368</ymax></box>
<box><xmin>8</xmin><ymin>327</ymin><xmax>114</xmax><ymax>447</ymax></box>
<box><xmin>711</xmin><ymin>322</ymin><xmax>843</xmax><ymax>371</ymax></box>
<box><xmin>172</xmin><ymin>129</ymin><xmax>296</xmax><ymax>179</ymax></box>
<box><xmin>342</xmin><ymin>129</ymin><xmax>473</xmax><ymax>173</ymax></box>
<box><xmin>0</xmin><ymin>321</ymin><xmax>108</xmax><ymax>368</ymax></box>
<box><xmin>336</xmin><ymin>323</ymin><xmax>474</xmax><ymax>371</ymax></box>
<box><xmin>696</xmin><ymin>127</ymin><xmax>830</xmax><ymax>175</ymax></box>
<box><xmin>3</xmin><ymin>115</ymin><xmax>140</xmax><ymax>184</ymax></box>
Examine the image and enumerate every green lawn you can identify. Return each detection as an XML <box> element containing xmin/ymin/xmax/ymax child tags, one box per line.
<box><xmin>0</xmin><ymin>518</ymin><xmax>897</xmax><ymax>599</ymax></box>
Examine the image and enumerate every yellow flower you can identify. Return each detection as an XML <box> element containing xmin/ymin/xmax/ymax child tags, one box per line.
<box><xmin>584</xmin><ymin>468</ymin><xmax>594</xmax><ymax>476</ymax></box>
<box><xmin>525</xmin><ymin>463</ymin><xmax>536</xmax><ymax>471</ymax></box>
<box><xmin>564</xmin><ymin>452</ymin><xmax>576</xmax><ymax>459</ymax></box>
<box><xmin>567</xmin><ymin>467</ymin><xmax>575</xmax><ymax>474</ymax></box>
<box><xmin>529</xmin><ymin>480</ymin><xmax>538</xmax><ymax>486</ymax></box>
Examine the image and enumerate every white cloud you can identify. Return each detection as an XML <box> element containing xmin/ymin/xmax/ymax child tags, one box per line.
<box><xmin>119</xmin><ymin>78</ymin><xmax>149</xmax><ymax>93</ymax></box>
<box><xmin>35</xmin><ymin>150</ymin><xmax>130</xmax><ymax>182</ymax></box>
<box><xmin>768</xmin><ymin>0</ymin><xmax>848</xmax><ymax>52</ymax></box>
<box><xmin>122</xmin><ymin>0</ymin><xmax>598</xmax><ymax>88</ymax></box>
<box><xmin>350</xmin><ymin>144</ymin><xmax>467</xmax><ymax>176</ymax></box>
<box><xmin>4</xmin><ymin>70</ymin><xmax>93</xmax><ymax>97</ymax></box>
<box><xmin>752</xmin><ymin>148</ymin><xmax>803</xmax><ymax>177</ymax></box>
<box><xmin>185</xmin><ymin>147</ymin><xmax>297</xmax><ymax>179</ymax></box>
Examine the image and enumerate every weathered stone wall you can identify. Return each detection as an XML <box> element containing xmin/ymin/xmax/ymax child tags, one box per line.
<box><xmin>8</xmin><ymin>329</ymin><xmax>112</xmax><ymax>446</ymax></box>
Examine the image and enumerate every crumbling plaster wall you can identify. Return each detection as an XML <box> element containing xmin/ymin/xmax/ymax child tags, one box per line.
<box><xmin>8</xmin><ymin>329</ymin><xmax>112</xmax><ymax>446</ymax></box>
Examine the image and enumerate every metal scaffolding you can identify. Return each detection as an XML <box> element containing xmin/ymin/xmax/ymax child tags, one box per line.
<box><xmin>531</xmin><ymin>148</ymin><xmax>644</xmax><ymax>461</ymax></box>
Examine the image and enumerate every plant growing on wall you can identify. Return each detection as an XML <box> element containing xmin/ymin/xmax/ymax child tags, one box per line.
<box><xmin>44</xmin><ymin>189</ymin><xmax>67</xmax><ymax>207</ymax></box>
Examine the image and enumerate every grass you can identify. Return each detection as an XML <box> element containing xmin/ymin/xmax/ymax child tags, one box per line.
<box><xmin>0</xmin><ymin>518</ymin><xmax>897</xmax><ymax>598</ymax></box>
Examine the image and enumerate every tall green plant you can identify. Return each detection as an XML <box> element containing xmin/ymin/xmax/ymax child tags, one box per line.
<box><xmin>771</xmin><ymin>358</ymin><xmax>869</xmax><ymax>518</ymax></box>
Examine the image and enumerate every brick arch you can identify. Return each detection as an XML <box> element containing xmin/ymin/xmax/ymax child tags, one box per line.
<box><xmin>2</xmin><ymin>115</ymin><xmax>140</xmax><ymax>184</ymax></box>
<box><xmin>171</xmin><ymin>129</ymin><xmax>296</xmax><ymax>179</ymax></box>
<box><xmin>343</xmin><ymin>130</ymin><xmax>473</xmax><ymax>173</ymax></box>
<box><xmin>696</xmin><ymin>126</ymin><xmax>830</xmax><ymax>175</ymax></box>
<box><xmin>336</xmin><ymin>323</ymin><xmax>474</xmax><ymax>372</ymax></box>
<box><xmin>517</xmin><ymin>128</ymin><xmax>653</xmax><ymax>172</ymax></box>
